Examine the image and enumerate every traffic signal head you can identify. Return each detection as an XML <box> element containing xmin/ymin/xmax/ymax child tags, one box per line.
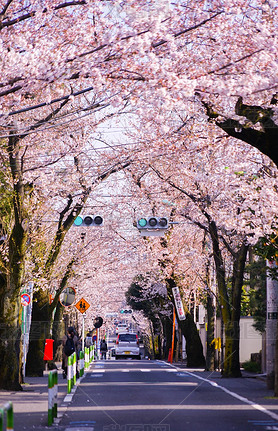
<box><xmin>137</xmin><ymin>217</ymin><xmax>168</xmax><ymax>230</ymax></box>
<box><xmin>120</xmin><ymin>309</ymin><xmax>132</xmax><ymax>314</ymax></box>
<box><xmin>74</xmin><ymin>215</ymin><xmax>103</xmax><ymax>227</ymax></box>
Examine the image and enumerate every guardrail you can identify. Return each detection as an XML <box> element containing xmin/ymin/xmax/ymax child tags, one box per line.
<box><xmin>48</xmin><ymin>370</ymin><xmax>58</xmax><ymax>426</ymax></box>
<box><xmin>0</xmin><ymin>401</ymin><xmax>14</xmax><ymax>431</ymax></box>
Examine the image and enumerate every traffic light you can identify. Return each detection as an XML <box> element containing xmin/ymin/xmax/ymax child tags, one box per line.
<box><xmin>137</xmin><ymin>217</ymin><xmax>169</xmax><ymax>237</ymax></box>
<box><xmin>93</xmin><ymin>316</ymin><xmax>103</xmax><ymax>329</ymax></box>
<box><xmin>120</xmin><ymin>309</ymin><xmax>132</xmax><ymax>314</ymax></box>
<box><xmin>74</xmin><ymin>215</ymin><xmax>103</xmax><ymax>227</ymax></box>
<box><xmin>137</xmin><ymin>217</ymin><xmax>168</xmax><ymax>230</ymax></box>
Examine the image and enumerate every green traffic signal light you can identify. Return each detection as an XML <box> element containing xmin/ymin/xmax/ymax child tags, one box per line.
<box><xmin>138</xmin><ymin>218</ymin><xmax>147</xmax><ymax>228</ymax></box>
<box><xmin>74</xmin><ymin>216</ymin><xmax>83</xmax><ymax>226</ymax></box>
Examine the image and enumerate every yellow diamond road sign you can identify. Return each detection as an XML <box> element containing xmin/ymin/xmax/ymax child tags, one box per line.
<box><xmin>75</xmin><ymin>297</ymin><xmax>90</xmax><ymax>314</ymax></box>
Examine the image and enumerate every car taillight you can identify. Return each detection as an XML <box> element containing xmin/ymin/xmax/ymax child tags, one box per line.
<box><xmin>136</xmin><ymin>335</ymin><xmax>139</xmax><ymax>345</ymax></box>
<box><xmin>116</xmin><ymin>336</ymin><xmax>119</xmax><ymax>345</ymax></box>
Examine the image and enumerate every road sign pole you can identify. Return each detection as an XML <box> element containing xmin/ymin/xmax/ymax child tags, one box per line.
<box><xmin>82</xmin><ymin>314</ymin><xmax>85</xmax><ymax>352</ymax></box>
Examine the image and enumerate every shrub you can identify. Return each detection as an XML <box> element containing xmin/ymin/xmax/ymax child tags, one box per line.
<box><xmin>242</xmin><ymin>360</ymin><xmax>261</xmax><ymax>373</ymax></box>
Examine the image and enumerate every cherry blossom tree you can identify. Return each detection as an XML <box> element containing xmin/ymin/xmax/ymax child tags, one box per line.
<box><xmin>1</xmin><ymin>0</ymin><xmax>278</xmax><ymax>390</ymax></box>
<box><xmin>121</xmin><ymin>102</ymin><xmax>278</xmax><ymax>374</ymax></box>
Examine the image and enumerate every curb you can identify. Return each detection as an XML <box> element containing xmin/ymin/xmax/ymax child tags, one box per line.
<box><xmin>54</xmin><ymin>367</ymin><xmax>88</xmax><ymax>425</ymax></box>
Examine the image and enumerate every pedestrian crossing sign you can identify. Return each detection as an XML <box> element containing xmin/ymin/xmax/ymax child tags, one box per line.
<box><xmin>75</xmin><ymin>297</ymin><xmax>90</xmax><ymax>314</ymax></box>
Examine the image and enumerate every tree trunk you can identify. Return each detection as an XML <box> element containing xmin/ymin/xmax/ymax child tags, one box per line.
<box><xmin>180</xmin><ymin>313</ymin><xmax>205</xmax><ymax>367</ymax></box>
<box><xmin>206</xmin><ymin>292</ymin><xmax>215</xmax><ymax>371</ymax></box>
<box><xmin>0</xmin><ymin>132</ymin><xmax>28</xmax><ymax>389</ymax></box>
<box><xmin>0</xmin><ymin>281</ymin><xmax>23</xmax><ymax>390</ymax></box>
<box><xmin>0</xmin><ymin>235</ymin><xmax>25</xmax><ymax>390</ymax></box>
<box><xmin>228</xmin><ymin>241</ymin><xmax>249</xmax><ymax>377</ymax></box>
<box><xmin>52</xmin><ymin>302</ymin><xmax>65</xmax><ymax>362</ymax></box>
<box><xmin>208</xmin><ymin>219</ymin><xmax>248</xmax><ymax>377</ymax></box>
<box><xmin>162</xmin><ymin>315</ymin><xmax>173</xmax><ymax>360</ymax></box>
<box><xmin>166</xmin><ymin>276</ymin><xmax>205</xmax><ymax>367</ymax></box>
<box><xmin>26</xmin><ymin>289</ymin><xmax>50</xmax><ymax>376</ymax></box>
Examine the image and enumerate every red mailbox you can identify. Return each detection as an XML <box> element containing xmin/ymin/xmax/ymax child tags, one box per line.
<box><xmin>43</xmin><ymin>339</ymin><xmax>54</xmax><ymax>361</ymax></box>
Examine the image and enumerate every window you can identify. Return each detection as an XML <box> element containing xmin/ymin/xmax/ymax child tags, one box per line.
<box><xmin>118</xmin><ymin>334</ymin><xmax>137</xmax><ymax>342</ymax></box>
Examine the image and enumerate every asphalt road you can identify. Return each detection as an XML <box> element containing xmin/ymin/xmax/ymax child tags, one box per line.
<box><xmin>57</xmin><ymin>360</ymin><xmax>278</xmax><ymax>431</ymax></box>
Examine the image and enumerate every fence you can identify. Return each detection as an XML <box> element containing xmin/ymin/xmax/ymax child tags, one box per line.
<box><xmin>48</xmin><ymin>370</ymin><xmax>58</xmax><ymax>426</ymax></box>
<box><xmin>0</xmin><ymin>401</ymin><xmax>14</xmax><ymax>431</ymax></box>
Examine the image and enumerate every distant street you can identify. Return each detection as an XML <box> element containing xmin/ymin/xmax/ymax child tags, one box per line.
<box><xmin>57</xmin><ymin>360</ymin><xmax>278</xmax><ymax>431</ymax></box>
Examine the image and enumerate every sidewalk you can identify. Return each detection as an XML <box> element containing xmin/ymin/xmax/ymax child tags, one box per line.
<box><xmin>0</xmin><ymin>365</ymin><xmax>68</xmax><ymax>430</ymax></box>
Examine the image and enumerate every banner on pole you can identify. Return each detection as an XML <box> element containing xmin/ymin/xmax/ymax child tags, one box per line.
<box><xmin>172</xmin><ymin>287</ymin><xmax>186</xmax><ymax>321</ymax></box>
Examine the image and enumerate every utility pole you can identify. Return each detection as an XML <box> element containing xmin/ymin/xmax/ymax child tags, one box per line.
<box><xmin>266</xmin><ymin>260</ymin><xmax>278</xmax><ymax>389</ymax></box>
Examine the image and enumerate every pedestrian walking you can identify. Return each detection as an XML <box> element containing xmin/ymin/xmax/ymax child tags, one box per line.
<box><xmin>62</xmin><ymin>326</ymin><xmax>78</xmax><ymax>378</ymax></box>
<box><xmin>85</xmin><ymin>331</ymin><xmax>93</xmax><ymax>347</ymax></box>
<box><xmin>100</xmin><ymin>338</ymin><xmax>108</xmax><ymax>360</ymax></box>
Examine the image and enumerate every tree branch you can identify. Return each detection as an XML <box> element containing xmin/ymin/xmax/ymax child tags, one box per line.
<box><xmin>200</xmin><ymin>98</ymin><xmax>278</xmax><ymax>167</ymax></box>
<box><xmin>0</xmin><ymin>0</ymin><xmax>14</xmax><ymax>17</ymax></box>
<box><xmin>0</xmin><ymin>1</ymin><xmax>86</xmax><ymax>30</ymax></box>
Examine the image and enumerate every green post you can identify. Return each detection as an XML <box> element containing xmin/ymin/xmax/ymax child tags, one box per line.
<box><xmin>6</xmin><ymin>402</ymin><xmax>13</xmax><ymax>431</ymax></box>
<box><xmin>0</xmin><ymin>407</ymin><xmax>3</xmax><ymax>431</ymax></box>
<box><xmin>48</xmin><ymin>372</ymin><xmax>53</xmax><ymax>426</ymax></box>
<box><xmin>67</xmin><ymin>354</ymin><xmax>72</xmax><ymax>394</ymax></box>
<box><xmin>79</xmin><ymin>351</ymin><xmax>84</xmax><ymax>377</ymax></box>
<box><xmin>73</xmin><ymin>352</ymin><xmax>76</xmax><ymax>386</ymax></box>
<box><xmin>85</xmin><ymin>347</ymin><xmax>88</xmax><ymax>369</ymax></box>
<box><xmin>0</xmin><ymin>402</ymin><xmax>13</xmax><ymax>431</ymax></box>
<box><xmin>53</xmin><ymin>370</ymin><xmax>58</xmax><ymax>419</ymax></box>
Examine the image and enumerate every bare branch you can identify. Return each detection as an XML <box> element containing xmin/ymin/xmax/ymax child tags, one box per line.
<box><xmin>0</xmin><ymin>1</ymin><xmax>86</xmax><ymax>30</ymax></box>
<box><xmin>0</xmin><ymin>0</ymin><xmax>14</xmax><ymax>17</ymax></box>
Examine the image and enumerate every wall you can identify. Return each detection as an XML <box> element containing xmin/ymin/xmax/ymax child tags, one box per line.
<box><xmin>198</xmin><ymin>316</ymin><xmax>262</xmax><ymax>364</ymax></box>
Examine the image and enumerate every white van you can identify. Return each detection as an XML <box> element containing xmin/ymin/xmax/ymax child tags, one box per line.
<box><xmin>115</xmin><ymin>332</ymin><xmax>140</xmax><ymax>360</ymax></box>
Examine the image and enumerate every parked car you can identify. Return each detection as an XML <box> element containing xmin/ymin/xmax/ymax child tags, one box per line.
<box><xmin>115</xmin><ymin>332</ymin><xmax>141</xmax><ymax>360</ymax></box>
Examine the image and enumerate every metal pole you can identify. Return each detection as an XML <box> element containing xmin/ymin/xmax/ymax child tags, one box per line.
<box><xmin>82</xmin><ymin>314</ymin><xmax>85</xmax><ymax>352</ymax></box>
<box><xmin>22</xmin><ymin>304</ymin><xmax>26</xmax><ymax>379</ymax></box>
<box><xmin>266</xmin><ymin>260</ymin><xmax>278</xmax><ymax>388</ymax></box>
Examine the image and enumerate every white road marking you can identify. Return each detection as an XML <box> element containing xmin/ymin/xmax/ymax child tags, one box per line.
<box><xmin>183</xmin><ymin>369</ymin><xmax>278</xmax><ymax>422</ymax></box>
<box><xmin>65</xmin><ymin>428</ymin><xmax>94</xmax><ymax>431</ymax></box>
